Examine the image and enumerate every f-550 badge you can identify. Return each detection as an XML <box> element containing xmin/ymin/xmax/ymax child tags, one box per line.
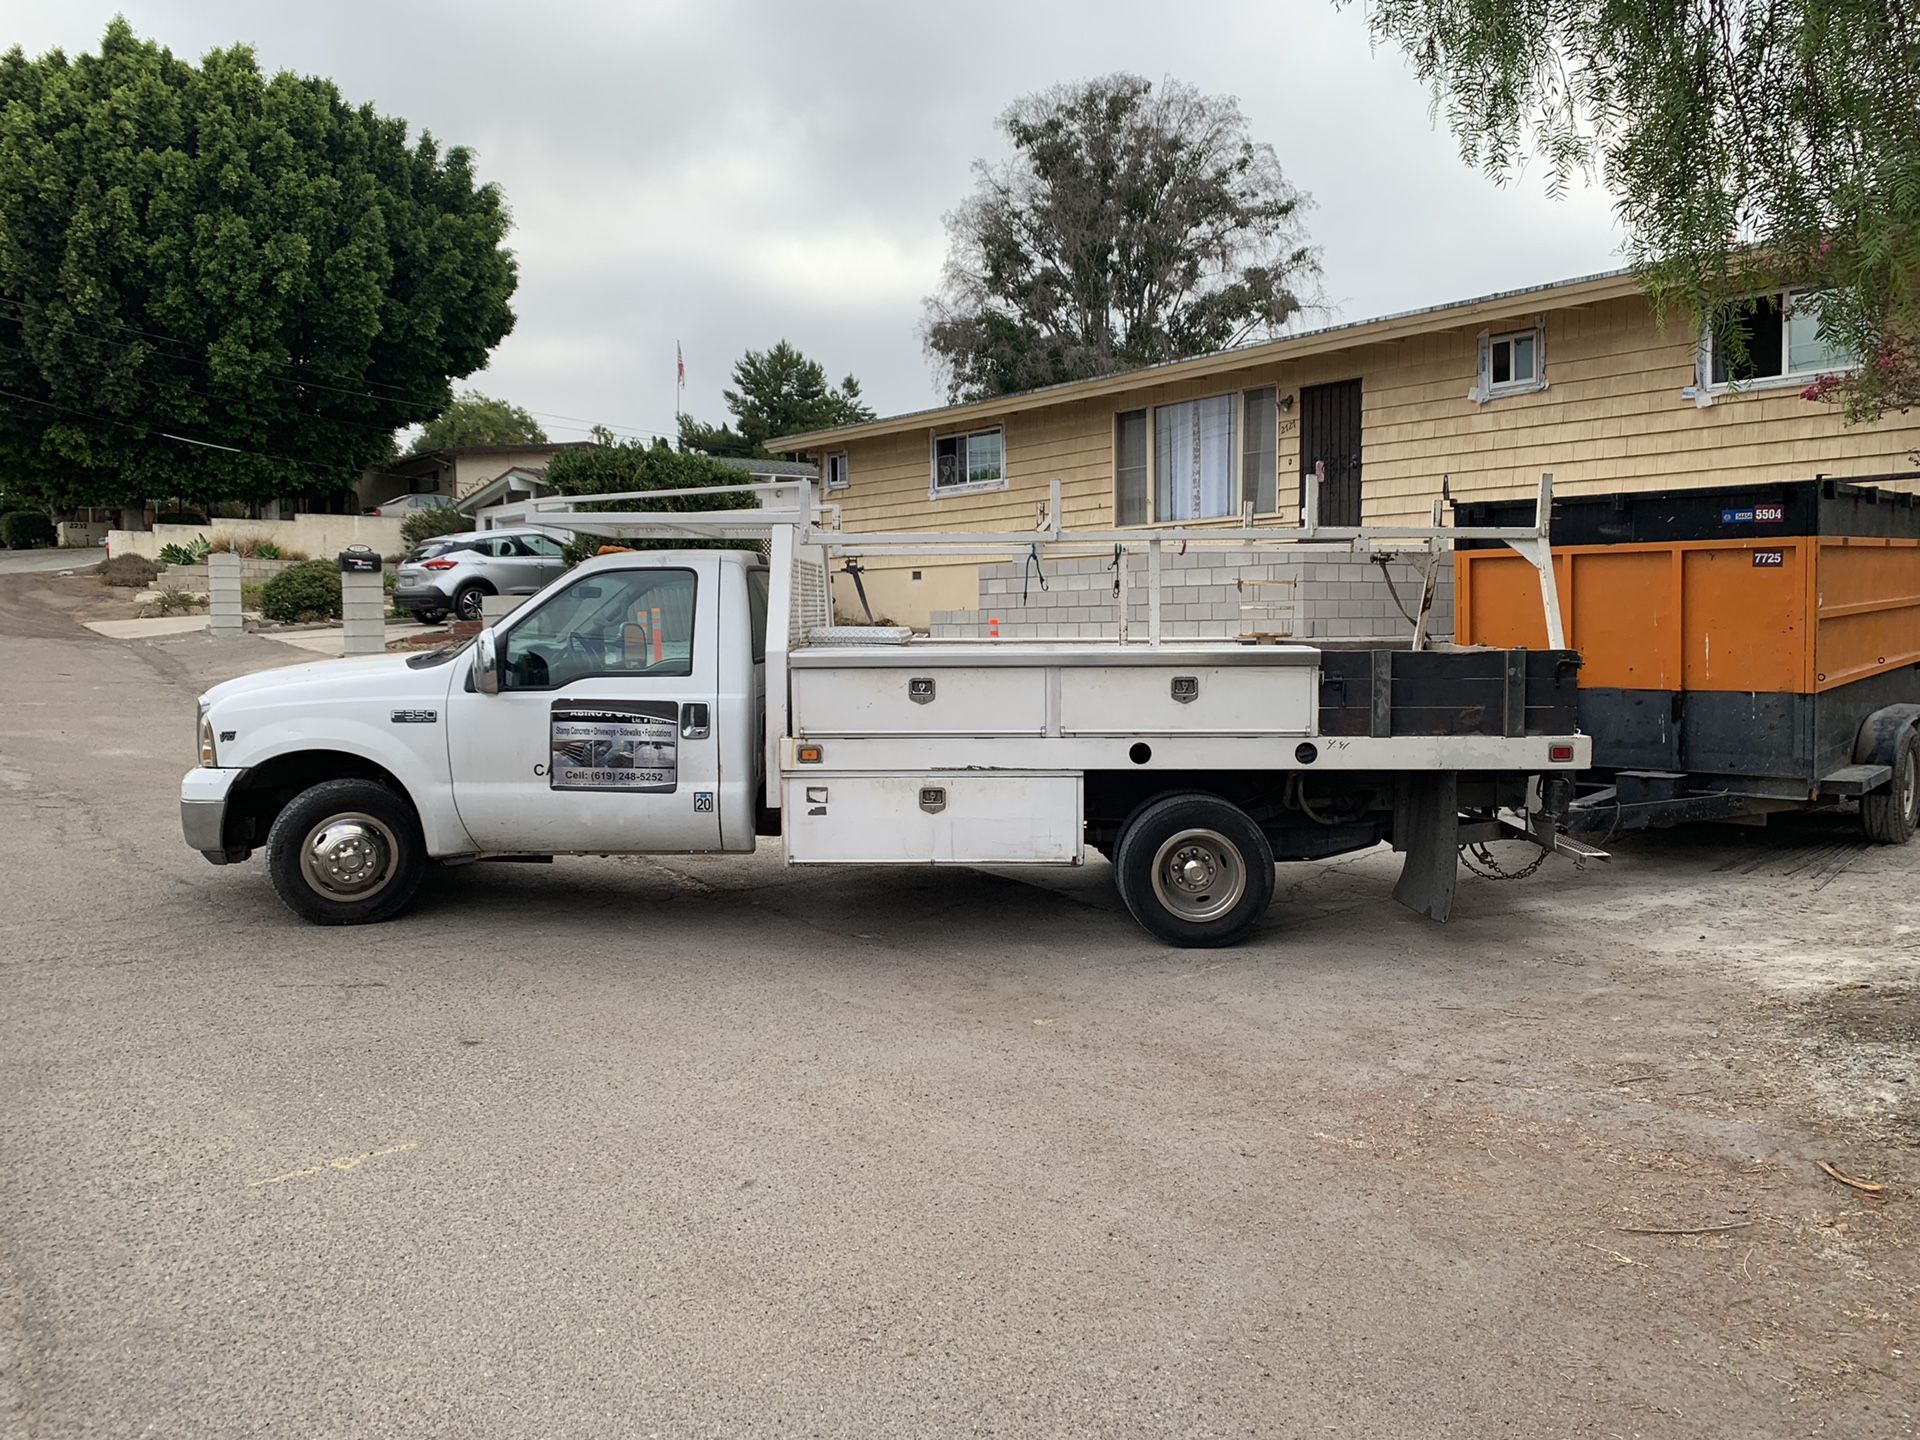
<box><xmin>391</xmin><ymin>709</ymin><xmax>439</xmax><ymax>724</ymax></box>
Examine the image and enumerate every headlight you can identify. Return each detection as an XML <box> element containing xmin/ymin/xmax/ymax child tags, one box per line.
<box><xmin>198</xmin><ymin>709</ymin><xmax>217</xmax><ymax>767</ymax></box>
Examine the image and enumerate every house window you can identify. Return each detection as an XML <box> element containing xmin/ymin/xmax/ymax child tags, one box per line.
<box><xmin>1708</xmin><ymin>289</ymin><xmax>1853</xmax><ymax>385</ymax></box>
<box><xmin>1241</xmin><ymin>387</ymin><xmax>1278</xmax><ymax>513</ymax></box>
<box><xmin>1471</xmin><ymin>320</ymin><xmax>1548</xmax><ymax>402</ymax></box>
<box><xmin>931</xmin><ymin>427</ymin><xmax>1005</xmax><ymax>494</ymax></box>
<box><xmin>1490</xmin><ymin>331</ymin><xmax>1538</xmax><ymax>388</ymax></box>
<box><xmin>1115</xmin><ymin>388</ymin><xmax>1277</xmax><ymax>524</ymax></box>
<box><xmin>824</xmin><ymin>452</ymin><xmax>850</xmax><ymax>492</ymax></box>
<box><xmin>1115</xmin><ymin>410</ymin><xmax>1149</xmax><ymax>526</ymax></box>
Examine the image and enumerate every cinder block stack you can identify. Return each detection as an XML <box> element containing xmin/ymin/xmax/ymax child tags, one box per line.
<box><xmin>928</xmin><ymin>548</ymin><xmax>1454</xmax><ymax>641</ymax></box>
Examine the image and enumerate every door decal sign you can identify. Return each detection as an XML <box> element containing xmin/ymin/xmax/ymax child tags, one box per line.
<box><xmin>549</xmin><ymin>700</ymin><xmax>678</xmax><ymax>792</ymax></box>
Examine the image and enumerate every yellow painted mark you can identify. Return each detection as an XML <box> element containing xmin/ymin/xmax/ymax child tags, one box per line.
<box><xmin>249</xmin><ymin>1141</ymin><xmax>418</xmax><ymax>1189</ymax></box>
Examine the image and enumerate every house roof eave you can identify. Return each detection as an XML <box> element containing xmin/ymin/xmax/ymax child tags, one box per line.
<box><xmin>767</xmin><ymin>267</ymin><xmax>1644</xmax><ymax>453</ymax></box>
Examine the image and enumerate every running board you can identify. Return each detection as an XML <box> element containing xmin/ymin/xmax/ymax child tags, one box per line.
<box><xmin>1497</xmin><ymin>813</ymin><xmax>1611</xmax><ymax>863</ymax></box>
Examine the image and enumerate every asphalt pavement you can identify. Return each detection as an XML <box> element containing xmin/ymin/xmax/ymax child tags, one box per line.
<box><xmin>2</xmin><ymin>567</ymin><xmax>1914</xmax><ymax>1439</ymax></box>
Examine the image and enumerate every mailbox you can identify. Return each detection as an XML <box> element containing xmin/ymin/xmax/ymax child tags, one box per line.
<box><xmin>338</xmin><ymin>545</ymin><xmax>381</xmax><ymax>574</ymax></box>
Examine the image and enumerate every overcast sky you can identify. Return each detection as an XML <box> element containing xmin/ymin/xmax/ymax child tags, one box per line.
<box><xmin>13</xmin><ymin>1</ymin><xmax>1622</xmax><ymax>444</ymax></box>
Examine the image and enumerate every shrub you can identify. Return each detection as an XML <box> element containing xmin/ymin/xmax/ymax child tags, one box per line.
<box><xmin>258</xmin><ymin>558</ymin><xmax>342</xmax><ymax>622</ymax></box>
<box><xmin>154</xmin><ymin>509</ymin><xmax>209</xmax><ymax>526</ymax></box>
<box><xmin>1</xmin><ymin>511</ymin><xmax>55</xmax><ymax>549</ymax></box>
<box><xmin>156</xmin><ymin>542</ymin><xmax>197</xmax><ymax>566</ymax></box>
<box><xmin>206</xmin><ymin>533</ymin><xmax>283</xmax><ymax>559</ymax></box>
<box><xmin>139</xmin><ymin>590</ymin><xmax>206</xmax><ymax>617</ymax></box>
<box><xmin>99</xmin><ymin>554</ymin><xmax>159</xmax><ymax>587</ymax></box>
<box><xmin>400</xmin><ymin>504</ymin><xmax>467</xmax><ymax>548</ymax></box>
<box><xmin>212</xmin><ymin>500</ymin><xmax>250</xmax><ymax>520</ymax></box>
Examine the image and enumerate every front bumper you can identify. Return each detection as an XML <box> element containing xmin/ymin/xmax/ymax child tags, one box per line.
<box><xmin>181</xmin><ymin>766</ymin><xmax>245</xmax><ymax>862</ymax></box>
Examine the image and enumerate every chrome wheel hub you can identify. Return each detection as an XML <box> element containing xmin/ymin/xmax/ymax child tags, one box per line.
<box><xmin>1149</xmin><ymin>828</ymin><xmax>1247</xmax><ymax>924</ymax></box>
<box><xmin>300</xmin><ymin>813</ymin><xmax>399</xmax><ymax>902</ymax></box>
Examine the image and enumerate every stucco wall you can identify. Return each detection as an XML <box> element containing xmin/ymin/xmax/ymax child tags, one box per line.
<box><xmin>108</xmin><ymin>514</ymin><xmax>405</xmax><ymax>561</ymax></box>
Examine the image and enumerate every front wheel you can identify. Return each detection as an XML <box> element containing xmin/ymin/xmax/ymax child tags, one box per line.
<box><xmin>1862</xmin><ymin>730</ymin><xmax>1919</xmax><ymax>844</ymax></box>
<box><xmin>1113</xmin><ymin>793</ymin><xmax>1275</xmax><ymax>947</ymax></box>
<box><xmin>266</xmin><ymin>778</ymin><xmax>427</xmax><ymax>924</ymax></box>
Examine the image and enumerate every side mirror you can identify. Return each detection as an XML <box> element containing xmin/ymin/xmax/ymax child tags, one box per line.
<box><xmin>473</xmin><ymin>628</ymin><xmax>502</xmax><ymax>694</ymax></box>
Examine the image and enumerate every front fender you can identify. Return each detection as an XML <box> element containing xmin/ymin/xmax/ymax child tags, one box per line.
<box><xmin>214</xmin><ymin>675</ymin><xmax>472</xmax><ymax>856</ymax></box>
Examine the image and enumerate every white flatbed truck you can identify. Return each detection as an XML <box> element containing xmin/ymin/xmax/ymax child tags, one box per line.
<box><xmin>181</xmin><ymin>478</ymin><xmax>1595</xmax><ymax>946</ymax></box>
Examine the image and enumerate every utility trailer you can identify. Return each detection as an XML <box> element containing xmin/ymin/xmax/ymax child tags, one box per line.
<box><xmin>1455</xmin><ymin>477</ymin><xmax>1920</xmax><ymax>845</ymax></box>
<box><xmin>181</xmin><ymin>477</ymin><xmax>1595</xmax><ymax>946</ymax></box>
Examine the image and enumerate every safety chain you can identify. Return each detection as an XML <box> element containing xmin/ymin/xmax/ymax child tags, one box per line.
<box><xmin>1459</xmin><ymin>841</ymin><xmax>1551</xmax><ymax>881</ymax></box>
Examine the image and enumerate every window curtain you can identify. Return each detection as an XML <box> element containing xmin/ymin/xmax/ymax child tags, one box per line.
<box><xmin>1154</xmin><ymin>395</ymin><xmax>1236</xmax><ymax>521</ymax></box>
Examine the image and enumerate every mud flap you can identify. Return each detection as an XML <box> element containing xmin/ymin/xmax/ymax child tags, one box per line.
<box><xmin>1390</xmin><ymin>772</ymin><xmax>1459</xmax><ymax>921</ymax></box>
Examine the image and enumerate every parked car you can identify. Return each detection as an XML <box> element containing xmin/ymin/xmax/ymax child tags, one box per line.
<box><xmin>393</xmin><ymin>528</ymin><xmax>570</xmax><ymax>623</ymax></box>
<box><xmin>366</xmin><ymin>493</ymin><xmax>454</xmax><ymax>517</ymax></box>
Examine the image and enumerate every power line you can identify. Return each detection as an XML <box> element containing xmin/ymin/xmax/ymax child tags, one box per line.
<box><xmin>0</xmin><ymin>294</ymin><xmax>682</xmax><ymax>442</ymax></box>
<box><xmin>0</xmin><ymin>385</ymin><xmax>419</xmax><ymax>486</ymax></box>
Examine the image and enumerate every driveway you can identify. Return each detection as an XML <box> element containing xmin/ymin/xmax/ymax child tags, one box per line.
<box><xmin>0</xmin><ymin>547</ymin><xmax>98</xmax><ymax>575</ymax></box>
<box><xmin>1</xmin><ymin>566</ymin><xmax>1913</xmax><ymax>1439</ymax></box>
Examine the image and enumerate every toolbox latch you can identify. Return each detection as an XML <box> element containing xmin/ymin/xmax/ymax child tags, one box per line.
<box><xmin>918</xmin><ymin>786</ymin><xmax>947</xmax><ymax>814</ymax></box>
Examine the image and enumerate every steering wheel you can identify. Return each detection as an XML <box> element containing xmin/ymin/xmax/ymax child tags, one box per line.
<box><xmin>564</xmin><ymin>631</ymin><xmax>603</xmax><ymax>671</ymax></box>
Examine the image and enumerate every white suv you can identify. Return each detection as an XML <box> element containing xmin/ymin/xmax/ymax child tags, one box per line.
<box><xmin>392</xmin><ymin>528</ymin><xmax>569</xmax><ymax>623</ymax></box>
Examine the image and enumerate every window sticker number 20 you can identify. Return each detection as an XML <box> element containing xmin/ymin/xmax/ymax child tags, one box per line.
<box><xmin>1752</xmin><ymin>549</ymin><xmax>1785</xmax><ymax>568</ymax></box>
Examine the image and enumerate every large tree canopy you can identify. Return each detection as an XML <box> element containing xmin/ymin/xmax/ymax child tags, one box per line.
<box><xmin>412</xmin><ymin>389</ymin><xmax>546</xmax><ymax>452</ymax></box>
<box><xmin>923</xmin><ymin>74</ymin><xmax>1318</xmax><ymax>403</ymax></box>
<box><xmin>1352</xmin><ymin>0</ymin><xmax>1920</xmax><ymax>419</ymax></box>
<box><xmin>677</xmin><ymin>340</ymin><xmax>875</xmax><ymax>456</ymax></box>
<box><xmin>0</xmin><ymin>20</ymin><xmax>517</xmax><ymax>508</ymax></box>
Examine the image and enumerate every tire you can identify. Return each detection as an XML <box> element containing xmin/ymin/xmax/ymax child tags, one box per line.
<box><xmin>452</xmin><ymin>582</ymin><xmax>492</xmax><ymax>623</ymax></box>
<box><xmin>1112</xmin><ymin>793</ymin><xmax>1275</xmax><ymax>948</ymax></box>
<box><xmin>1861</xmin><ymin>729</ymin><xmax>1919</xmax><ymax>845</ymax></box>
<box><xmin>266</xmin><ymin>778</ymin><xmax>428</xmax><ymax>925</ymax></box>
<box><xmin>414</xmin><ymin>608</ymin><xmax>447</xmax><ymax>626</ymax></box>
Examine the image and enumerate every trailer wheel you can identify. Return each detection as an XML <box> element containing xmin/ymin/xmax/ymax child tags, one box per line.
<box><xmin>1861</xmin><ymin>729</ymin><xmax>1919</xmax><ymax>845</ymax></box>
<box><xmin>1113</xmin><ymin>794</ymin><xmax>1275</xmax><ymax>947</ymax></box>
<box><xmin>266</xmin><ymin>779</ymin><xmax>428</xmax><ymax>924</ymax></box>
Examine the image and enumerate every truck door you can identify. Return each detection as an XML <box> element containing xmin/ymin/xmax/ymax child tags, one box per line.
<box><xmin>445</xmin><ymin>558</ymin><xmax>724</xmax><ymax>853</ymax></box>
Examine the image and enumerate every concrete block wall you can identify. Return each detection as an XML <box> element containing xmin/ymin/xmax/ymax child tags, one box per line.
<box><xmin>156</xmin><ymin>557</ymin><xmax>296</xmax><ymax>593</ymax></box>
<box><xmin>928</xmin><ymin>548</ymin><xmax>1453</xmax><ymax>641</ymax></box>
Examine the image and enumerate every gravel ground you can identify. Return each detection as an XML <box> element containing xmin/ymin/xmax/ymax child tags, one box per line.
<box><xmin>1</xmin><ymin>567</ymin><xmax>1914</xmax><ymax>1439</ymax></box>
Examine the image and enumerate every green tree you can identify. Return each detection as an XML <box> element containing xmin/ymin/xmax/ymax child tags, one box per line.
<box><xmin>0</xmin><ymin>21</ymin><xmax>517</xmax><ymax>509</ymax></box>
<box><xmin>411</xmin><ymin>390</ymin><xmax>546</xmax><ymax>451</ymax></box>
<box><xmin>1350</xmin><ymin>0</ymin><xmax>1920</xmax><ymax>419</ymax></box>
<box><xmin>677</xmin><ymin>340</ymin><xmax>876</xmax><ymax>455</ymax></box>
<box><xmin>547</xmin><ymin>438</ymin><xmax>757</xmax><ymax>558</ymax></box>
<box><xmin>923</xmin><ymin>74</ymin><xmax>1318</xmax><ymax>402</ymax></box>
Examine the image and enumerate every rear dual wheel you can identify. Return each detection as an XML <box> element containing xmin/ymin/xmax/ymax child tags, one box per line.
<box><xmin>1112</xmin><ymin>793</ymin><xmax>1274</xmax><ymax>948</ymax></box>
